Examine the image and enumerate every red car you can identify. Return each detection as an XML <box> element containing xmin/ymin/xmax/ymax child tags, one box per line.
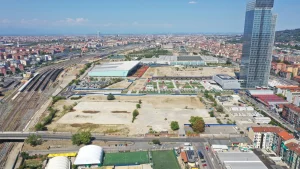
<box><xmin>202</xmin><ymin>164</ymin><xmax>207</xmax><ymax>167</ymax></box>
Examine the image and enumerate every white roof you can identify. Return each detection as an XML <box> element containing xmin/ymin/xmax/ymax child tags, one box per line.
<box><xmin>46</xmin><ymin>156</ymin><xmax>70</xmax><ymax>169</ymax></box>
<box><xmin>231</xmin><ymin>107</ymin><xmax>239</xmax><ymax>111</ymax></box>
<box><xmin>246</xmin><ymin>107</ymin><xmax>254</xmax><ymax>111</ymax></box>
<box><xmin>248</xmin><ymin>90</ymin><xmax>274</xmax><ymax>95</ymax></box>
<box><xmin>74</xmin><ymin>145</ymin><xmax>103</xmax><ymax>165</ymax></box>
<box><xmin>217</xmin><ymin>152</ymin><xmax>267</xmax><ymax>169</ymax></box>
<box><xmin>90</xmin><ymin>61</ymin><xmax>140</xmax><ymax>72</ymax></box>
<box><xmin>231</xmin><ymin>95</ymin><xmax>240</xmax><ymax>99</ymax></box>
<box><xmin>211</xmin><ymin>145</ymin><xmax>228</xmax><ymax>149</ymax></box>
<box><xmin>239</xmin><ymin>107</ymin><xmax>246</xmax><ymax>111</ymax></box>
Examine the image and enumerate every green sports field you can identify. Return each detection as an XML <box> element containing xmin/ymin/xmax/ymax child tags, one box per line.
<box><xmin>103</xmin><ymin>151</ymin><xmax>149</xmax><ymax>166</ymax></box>
<box><xmin>151</xmin><ymin>150</ymin><xmax>181</xmax><ymax>169</ymax></box>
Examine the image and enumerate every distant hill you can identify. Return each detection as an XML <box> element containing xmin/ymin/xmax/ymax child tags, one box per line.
<box><xmin>275</xmin><ymin>28</ymin><xmax>300</xmax><ymax>43</ymax></box>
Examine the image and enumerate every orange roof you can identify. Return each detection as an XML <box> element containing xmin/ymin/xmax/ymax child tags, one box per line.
<box><xmin>276</xmin><ymin>86</ymin><xmax>300</xmax><ymax>90</ymax></box>
<box><xmin>285</xmin><ymin>142</ymin><xmax>300</xmax><ymax>155</ymax></box>
<box><xmin>284</xmin><ymin>104</ymin><xmax>300</xmax><ymax>113</ymax></box>
<box><xmin>180</xmin><ymin>151</ymin><xmax>188</xmax><ymax>163</ymax></box>
<box><xmin>251</xmin><ymin>126</ymin><xmax>284</xmax><ymax>133</ymax></box>
<box><xmin>277</xmin><ymin>131</ymin><xmax>294</xmax><ymax>141</ymax></box>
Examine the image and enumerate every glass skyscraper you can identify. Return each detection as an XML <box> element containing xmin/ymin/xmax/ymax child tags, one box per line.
<box><xmin>240</xmin><ymin>0</ymin><xmax>277</xmax><ymax>88</ymax></box>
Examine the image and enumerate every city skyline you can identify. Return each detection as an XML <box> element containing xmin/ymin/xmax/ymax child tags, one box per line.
<box><xmin>0</xmin><ymin>0</ymin><xmax>299</xmax><ymax>35</ymax></box>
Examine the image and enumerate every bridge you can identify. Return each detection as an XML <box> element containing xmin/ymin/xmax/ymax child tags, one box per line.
<box><xmin>0</xmin><ymin>132</ymin><xmax>242</xmax><ymax>142</ymax></box>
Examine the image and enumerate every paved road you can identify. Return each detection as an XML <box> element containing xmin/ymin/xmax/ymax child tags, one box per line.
<box><xmin>194</xmin><ymin>142</ymin><xmax>221</xmax><ymax>169</ymax></box>
<box><xmin>0</xmin><ymin>131</ymin><xmax>245</xmax><ymax>142</ymax></box>
<box><xmin>240</xmin><ymin>93</ymin><xmax>294</xmax><ymax>132</ymax></box>
<box><xmin>27</xmin><ymin>142</ymin><xmax>183</xmax><ymax>155</ymax></box>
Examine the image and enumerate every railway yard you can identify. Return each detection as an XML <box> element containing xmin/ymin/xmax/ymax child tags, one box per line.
<box><xmin>0</xmin><ymin>44</ymin><xmax>144</xmax><ymax>168</ymax></box>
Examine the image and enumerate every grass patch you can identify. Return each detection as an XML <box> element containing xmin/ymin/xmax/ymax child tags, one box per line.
<box><xmin>103</xmin><ymin>151</ymin><xmax>149</xmax><ymax>166</ymax></box>
<box><xmin>146</xmin><ymin>82</ymin><xmax>157</xmax><ymax>89</ymax></box>
<box><xmin>151</xmin><ymin>150</ymin><xmax>181</xmax><ymax>169</ymax></box>
<box><xmin>183</xmin><ymin>82</ymin><xmax>192</xmax><ymax>89</ymax></box>
<box><xmin>111</xmin><ymin>111</ymin><xmax>130</xmax><ymax>114</ymax></box>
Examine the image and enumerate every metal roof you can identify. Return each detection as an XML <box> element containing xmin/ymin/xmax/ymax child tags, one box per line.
<box><xmin>217</xmin><ymin>152</ymin><xmax>268</xmax><ymax>169</ymax></box>
<box><xmin>90</xmin><ymin>61</ymin><xmax>140</xmax><ymax>72</ymax></box>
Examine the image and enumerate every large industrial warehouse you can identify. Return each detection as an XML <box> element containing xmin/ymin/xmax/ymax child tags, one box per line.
<box><xmin>88</xmin><ymin>61</ymin><xmax>140</xmax><ymax>77</ymax></box>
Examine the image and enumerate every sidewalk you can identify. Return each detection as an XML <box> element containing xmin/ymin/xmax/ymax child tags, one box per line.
<box><xmin>4</xmin><ymin>143</ymin><xmax>23</xmax><ymax>169</ymax></box>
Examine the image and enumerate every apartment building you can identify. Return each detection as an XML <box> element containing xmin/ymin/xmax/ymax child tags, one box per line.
<box><xmin>282</xmin><ymin>104</ymin><xmax>300</xmax><ymax>128</ymax></box>
<box><xmin>248</xmin><ymin>126</ymin><xmax>283</xmax><ymax>149</ymax></box>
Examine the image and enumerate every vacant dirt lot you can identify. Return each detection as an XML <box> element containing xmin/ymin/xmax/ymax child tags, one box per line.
<box><xmin>143</xmin><ymin>67</ymin><xmax>235</xmax><ymax>77</ymax></box>
<box><xmin>51</xmin><ymin>95</ymin><xmax>210</xmax><ymax>135</ymax></box>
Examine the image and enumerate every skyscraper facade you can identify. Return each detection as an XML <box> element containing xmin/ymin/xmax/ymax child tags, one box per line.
<box><xmin>240</xmin><ymin>0</ymin><xmax>277</xmax><ymax>88</ymax></box>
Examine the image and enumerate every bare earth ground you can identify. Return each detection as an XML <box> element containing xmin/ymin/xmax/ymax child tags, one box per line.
<box><xmin>105</xmin><ymin>80</ymin><xmax>132</xmax><ymax>89</ymax></box>
<box><xmin>50</xmin><ymin>95</ymin><xmax>213</xmax><ymax>135</ymax></box>
<box><xmin>147</xmin><ymin>67</ymin><xmax>236</xmax><ymax>77</ymax></box>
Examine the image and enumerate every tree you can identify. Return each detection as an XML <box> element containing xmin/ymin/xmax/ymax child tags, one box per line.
<box><xmin>209</xmin><ymin>111</ymin><xmax>215</xmax><ymax>117</ymax></box>
<box><xmin>20</xmin><ymin>152</ymin><xmax>30</xmax><ymax>159</ymax></box>
<box><xmin>136</xmin><ymin>104</ymin><xmax>141</xmax><ymax>109</ymax></box>
<box><xmin>170</xmin><ymin>121</ymin><xmax>179</xmax><ymax>131</ymax></box>
<box><xmin>107</xmin><ymin>93</ymin><xmax>115</xmax><ymax>100</ymax></box>
<box><xmin>152</xmin><ymin>139</ymin><xmax>161</xmax><ymax>145</ymax></box>
<box><xmin>215</xmin><ymin>92</ymin><xmax>221</xmax><ymax>96</ymax></box>
<box><xmin>189</xmin><ymin>116</ymin><xmax>205</xmax><ymax>133</ymax></box>
<box><xmin>189</xmin><ymin>116</ymin><xmax>203</xmax><ymax>125</ymax></box>
<box><xmin>226</xmin><ymin>59</ymin><xmax>232</xmax><ymax>65</ymax></box>
<box><xmin>132</xmin><ymin>109</ymin><xmax>139</xmax><ymax>123</ymax></box>
<box><xmin>35</xmin><ymin>122</ymin><xmax>46</xmax><ymax>131</ymax></box>
<box><xmin>138</xmin><ymin>99</ymin><xmax>142</xmax><ymax>104</ymax></box>
<box><xmin>192</xmin><ymin>120</ymin><xmax>205</xmax><ymax>133</ymax></box>
<box><xmin>217</xmin><ymin>105</ymin><xmax>224</xmax><ymax>113</ymax></box>
<box><xmin>71</xmin><ymin>131</ymin><xmax>92</xmax><ymax>146</ymax></box>
<box><xmin>25</xmin><ymin>134</ymin><xmax>42</xmax><ymax>147</ymax></box>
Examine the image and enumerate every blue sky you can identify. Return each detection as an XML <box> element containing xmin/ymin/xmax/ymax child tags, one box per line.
<box><xmin>0</xmin><ymin>0</ymin><xmax>299</xmax><ymax>35</ymax></box>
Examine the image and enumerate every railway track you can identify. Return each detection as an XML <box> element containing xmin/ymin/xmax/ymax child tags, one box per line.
<box><xmin>0</xmin><ymin>44</ymin><xmax>145</xmax><ymax>167</ymax></box>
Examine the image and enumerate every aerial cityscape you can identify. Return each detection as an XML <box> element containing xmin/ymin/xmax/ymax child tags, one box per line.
<box><xmin>1</xmin><ymin>0</ymin><xmax>300</xmax><ymax>169</ymax></box>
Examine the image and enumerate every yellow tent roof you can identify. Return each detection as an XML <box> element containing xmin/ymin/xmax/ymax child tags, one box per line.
<box><xmin>48</xmin><ymin>152</ymin><xmax>77</xmax><ymax>157</ymax></box>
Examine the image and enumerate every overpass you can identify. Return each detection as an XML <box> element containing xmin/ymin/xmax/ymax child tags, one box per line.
<box><xmin>0</xmin><ymin>132</ymin><xmax>242</xmax><ymax>142</ymax></box>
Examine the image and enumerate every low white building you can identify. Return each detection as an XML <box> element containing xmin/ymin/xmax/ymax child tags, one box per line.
<box><xmin>213</xmin><ymin>74</ymin><xmax>240</xmax><ymax>90</ymax></box>
<box><xmin>253</xmin><ymin>117</ymin><xmax>271</xmax><ymax>124</ymax></box>
<box><xmin>74</xmin><ymin>145</ymin><xmax>104</xmax><ymax>168</ymax></box>
<box><xmin>46</xmin><ymin>156</ymin><xmax>70</xmax><ymax>169</ymax></box>
<box><xmin>211</xmin><ymin>145</ymin><xmax>229</xmax><ymax>152</ymax></box>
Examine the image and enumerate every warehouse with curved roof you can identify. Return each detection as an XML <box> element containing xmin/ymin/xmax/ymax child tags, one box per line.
<box><xmin>74</xmin><ymin>145</ymin><xmax>104</xmax><ymax>167</ymax></box>
<box><xmin>45</xmin><ymin>156</ymin><xmax>70</xmax><ymax>169</ymax></box>
<box><xmin>88</xmin><ymin>61</ymin><xmax>140</xmax><ymax>77</ymax></box>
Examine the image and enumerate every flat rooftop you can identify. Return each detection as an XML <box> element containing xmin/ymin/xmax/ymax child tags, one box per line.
<box><xmin>217</xmin><ymin>152</ymin><xmax>268</xmax><ymax>169</ymax></box>
<box><xmin>200</xmin><ymin>55</ymin><xmax>218</xmax><ymax>60</ymax></box>
<box><xmin>90</xmin><ymin>61</ymin><xmax>140</xmax><ymax>72</ymax></box>
<box><xmin>216</xmin><ymin>74</ymin><xmax>236</xmax><ymax>80</ymax></box>
<box><xmin>177</xmin><ymin>56</ymin><xmax>202</xmax><ymax>61</ymax></box>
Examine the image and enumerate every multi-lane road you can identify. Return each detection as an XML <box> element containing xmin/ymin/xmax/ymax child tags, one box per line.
<box><xmin>0</xmin><ymin>131</ymin><xmax>244</xmax><ymax>143</ymax></box>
